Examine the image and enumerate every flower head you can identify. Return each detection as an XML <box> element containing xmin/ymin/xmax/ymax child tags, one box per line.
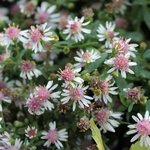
<box><xmin>61</xmin><ymin>84</ymin><xmax>93</xmax><ymax>111</ymax></box>
<box><xmin>105</xmin><ymin>54</ymin><xmax>137</xmax><ymax>78</ymax></box>
<box><xmin>107</xmin><ymin>38</ymin><xmax>138</xmax><ymax>57</ymax></box>
<box><xmin>63</xmin><ymin>16</ymin><xmax>91</xmax><ymax>42</ymax></box>
<box><xmin>127</xmin><ymin>111</ymin><xmax>150</xmax><ymax>148</ymax></box>
<box><xmin>95</xmin><ymin>108</ymin><xmax>122</xmax><ymax>132</ymax></box>
<box><xmin>41</xmin><ymin>121</ymin><xmax>68</xmax><ymax>149</ymax></box>
<box><xmin>20</xmin><ymin>60</ymin><xmax>42</xmax><ymax>80</ymax></box>
<box><xmin>25</xmin><ymin>126</ymin><xmax>37</xmax><ymax>139</ymax></box>
<box><xmin>97</xmin><ymin>21</ymin><xmax>119</xmax><ymax>48</ymax></box>
<box><xmin>58</xmin><ymin>66</ymin><xmax>83</xmax><ymax>86</ymax></box>
<box><xmin>21</xmin><ymin>23</ymin><xmax>54</xmax><ymax>53</ymax></box>
<box><xmin>91</xmin><ymin>76</ymin><xmax>118</xmax><ymax>104</ymax></box>
<box><xmin>35</xmin><ymin>2</ymin><xmax>60</xmax><ymax>27</ymax></box>
<box><xmin>74</xmin><ymin>49</ymin><xmax>100</xmax><ymax>68</ymax></box>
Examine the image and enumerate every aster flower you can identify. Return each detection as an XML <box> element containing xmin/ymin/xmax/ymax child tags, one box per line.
<box><xmin>104</xmin><ymin>54</ymin><xmax>137</xmax><ymax>78</ymax></box>
<box><xmin>91</xmin><ymin>76</ymin><xmax>118</xmax><ymax>104</ymax></box>
<box><xmin>4</xmin><ymin>24</ymin><xmax>28</xmax><ymax>46</ymax></box>
<box><xmin>33</xmin><ymin>81</ymin><xmax>60</xmax><ymax>110</ymax></box>
<box><xmin>21</xmin><ymin>23</ymin><xmax>54</xmax><ymax>53</ymax></box>
<box><xmin>61</xmin><ymin>84</ymin><xmax>93</xmax><ymax>111</ymax></box>
<box><xmin>107</xmin><ymin>38</ymin><xmax>138</xmax><ymax>57</ymax></box>
<box><xmin>127</xmin><ymin>111</ymin><xmax>150</xmax><ymax>149</ymax></box>
<box><xmin>113</xmin><ymin>0</ymin><xmax>130</xmax><ymax>15</ymax></box>
<box><xmin>74</xmin><ymin>49</ymin><xmax>101</xmax><ymax>68</ymax></box>
<box><xmin>25</xmin><ymin>126</ymin><xmax>37</xmax><ymax>139</ymax></box>
<box><xmin>20</xmin><ymin>60</ymin><xmax>42</xmax><ymax>80</ymax></box>
<box><xmin>63</xmin><ymin>16</ymin><xmax>91</xmax><ymax>42</ymax></box>
<box><xmin>41</xmin><ymin>121</ymin><xmax>68</xmax><ymax>149</ymax></box>
<box><xmin>0</xmin><ymin>7</ymin><xmax>9</xmax><ymax>23</ymax></box>
<box><xmin>26</xmin><ymin>95</ymin><xmax>44</xmax><ymax>115</ymax></box>
<box><xmin>35</xmin><ymin>2</ymin><xmax>60</xmax><ymax>27</ymax></box>
<box><xmin>58</xmin><ymin>66</ymin><xmax>83</xmax><ymax>86</ymax></box>
<box><xmin>0</xmin><ymin>132</ymin><xmax>23</xmax><ymax>150</ymax></box>
<box><xmin>95</xmin><ymin>108</ymin><xmax>122</xmax><ymax>132</ymax></box>
<box><xmin>19</xmin><ymin>0</ymin><xmax>36</xmax><ymax>17</ymax></box>
<box><xmin>97</xmin><ymin>21</ymin><xmax>119</xmax><ymax>48</ymax></box>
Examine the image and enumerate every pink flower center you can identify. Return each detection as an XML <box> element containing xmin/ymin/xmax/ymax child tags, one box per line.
<box><xmin>35</xmin><ymin>86</ymin><xmax>50</xmax><ymax>102</ymax></box>
<box><xmin>136</xmin><ymin>120</ymin><xmax>150</xmax><ymax>136</ymax></box>
<box><xmin>100</xmin><ymin>80</ymin><xmax>109</xmax><ymax>94</ymax></box>
<box><xmin>30</xmin><ymin>28</ymin><xmax>43</xmax><ymax>43</ymax></box>
<box><xmin>27</xmin><ymin>97</ymin><xmax>41</xmax><ymax>112</ymax></box>
<box><xmin>96</xmin><ymin>109</ymin><xmax>110</xmax><ymax>125</ymax></box>
<box><xmin>38</xmin><ymin>12</ymin><xmax>49</xmax><ymax>23</ymax></box>
<box><xmin>82</xmin><ymin>52</ymin><xmax>92</xmax><ymax>63</ymax></box>
<box><xmin>69</xmin><ymin>87</ymin><xmax>84</xmax><ymax>101</ymax></box>
<box><xmin>114</xmin><ymin>39</ymin><xmax>129</xmax><ymax>54</ymax></box>
<box><xmin>27</xmin><ymin>128</ymin><xmax>37</xmax><ymax>138</ymax></box>
<box><xmin>60</xmin><ymin>68</ymin><xmax>75</xmax><ymax>81</ymax></box>
<box><xmin>47</xmin><ymin>129</ymin><xmax>58</xmax><ymax>143</ymax></box>
<box><xmin>21</xmin><ymin>60</ymin><xmax>35</xmax><ymax>73</ymax></box>
<box><xmin>5</xmin><ymin>26</ymin><xmax>20</xmax><ymax>39</ymax></box>
<box><xmin>70</xmin><ymin>21</ymin><xmax>82</xmax><ymax>34</ymax></box>
<box><xmin>106</xmin><ymin>31</ymin><xmax>114</xmax><ymax>40</ymax></box>
<box><xmin>113</xmin><ymin>54</ymin><xmax>129</xmax><ymax>71</ymax></box>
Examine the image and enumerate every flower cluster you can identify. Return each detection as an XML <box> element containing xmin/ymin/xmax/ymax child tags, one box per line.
<box><xmin>0</xmin><ymin>0</ymin><xmax>149</xmax><ymax>150</ymax></box>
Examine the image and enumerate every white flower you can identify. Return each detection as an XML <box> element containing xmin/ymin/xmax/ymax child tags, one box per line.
<box><xmin>97</xmin><ymin>21</ymin><xmax>119</xmax><ymax>48</ymax></box>
<box><xmin>127</xmin><ymin>111</ymin><xmax>150</xmax><ymax>149</ymax></box>
<box><xmin>20</xmin><ymin>60</ymin><xmax>42</xmax><ymax>80</ymax></box>
<box><xmin>74</xmin><ymin>49</ymin><xmax>101</xmax><ymax>68</ymax></box>
<box><xmin>63</xmin><ymin>16</ymin><xmax>91</xmax><ymax>42</ymax></box>
<box><xmin>58</xmin><ymin>66</ymin><xmax>83</xmax><ymax>86</ymax></box>
<box><xmin>106</xmin><ymin>38</ymin><xmax>138</xmax><ymax>57</ymax></box>
<box><xmin>61</xmin><ymin>84</ymin><xmax>93</xmax><ymax>111</ymax></box>
<box><xmin>41</xmin><ymin>121</ymin><xmax>68</xmax><ymax>149</ymax></box>
<box><xmin>92</xmin><ymin>76</ymin><xmax>118</xmax><ymax>104</ymax></box>
<box><xmin>25</xmin><ymin>126</ymin><xmax>37</xmax><ymax>139</ymax></box>
<box><xmin>35</xmin><ymin>2</ymin><xmax>60</xmax><ymax>27</ymax></box>
<box><xmin>95</xmin><ymin>108</ymin><xmax>122</xmax><ymax>132</ymax></box>
<box><xmin>0</xmin><ymin>7</ymin><xmax>9</xmax><ymax>23</ymax></box>
<box><xmin>21</xmin><ymin>23</ymin><xmax>54</xmax><ymax>53</ymax></box>
<box><xmin>104</xmin><ymin>54</ymin><xmax>137</xmax><ymax>78</ymax></box>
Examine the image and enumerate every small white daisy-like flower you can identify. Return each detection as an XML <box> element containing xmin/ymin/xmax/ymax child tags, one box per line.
<box><xmin>61</xmin><ymin>84</ymin><xmax>93</xmax><ymax>111</ymax></box>
<box><xmin>113</xmin><ymin>0</ymin><xmax>130</xmax><ymax>15</ymax></box>
<box><xmin>0</xmin><ymin>7</ymin><xmax>9</xmax><ymax>23</ymax></box>
<box><xmin>91</xmin><ymin>76</ymin><xmax>118</xmax><ymax>104</ymax></box>
<box><xmin>107</xmin><ymin>38</ymin><xmax>138</xmax><ymax>57</ymax></box>
<box><xmin>35</xmin><ymin>2</ymin><xmax>60</xmax><ymax>27</ymax></box>
<box><xmin>127</xmin><ymin>111</ymin><xmax>150</xmax><ymax>149</ymax></box>
<box><xmin>41</xmin><ymin>121</ymin><xmax>68</xmax><ymax>149</ymax></box>
<box><xmin>97</xmin><ymin>21</ymin><xmax>119</xmax><ymax>48</ymax></box>
<box><xmin>74</xmin><ymin>49</ymin><xmax>101</xmax><ymax>68</ymax></box>
<box><xmin>58</xmin><ymin>66</ymin><xmax>83</xmax><ymax>86</ymax></box>
<box><xmin>95</xmin><ymin>108</ymin><xmax>122</xmax><ymax>133</ymax></box>
<box><xmin>21</xmin><ymin>23</ymin><xmax>54</xmax><ymax>53</ymax></box>
<box><xmin>19</xmin><ymin>0</ymin><xmax>36</xmax><ymax>17</ymax></box>
<box><xmin>4</xmin><ymin>24</ymin><xmax>28</xmax><ymax>46</ymax></box>
<box><xmin>25</xmin><ymin>126</ymin><xmax>37</xmax><ymax>139</ymax></box>
<box><xmin>20</xmin><ymin>60</ymin><xmax>42</xmax><ymax>80</ymax></box>
<box><xmin>104</xmin><ymin>54</ymin><xmax>137</xmax><ymax>78</ymax></box>
<box><xmin>34</xmin><ymin>81</ymin><xmax>60</xmax><ymax>110</ymax></box>
<box><xmin>63</xmin><ymin>16</ymin><xmax>91</xmax><ymax>42</ymax></box>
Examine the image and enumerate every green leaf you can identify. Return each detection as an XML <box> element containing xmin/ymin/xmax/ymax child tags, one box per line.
<box><xmin>125</xmin><ymin>32</ymin><xmax>143</xmax><ymax>42</ymax></box>
<box><xmin>128</xmin><ymin>103</ymin><xmax>134</xmax><ymax>112</ymax></box>
<box><xmin>82</xmin><ymin>53</ymin><xmax>108</xmax><ymax>74</ymax></box>
<box><xmin>130</xmin><ymin>141</ymin><xmax>147</xmax><ymax>150</ymax></box>
<box><xmin>90</xmin><ymin>118</ymin><xmax>105</xmax><ymax>150</ymax></box>
<box><xmin>143</xmin><ymin>49</ymin><xmax>150</xmax><ymax>59</ymax></box>
<box><xmin>132</xmin><ymin>0</ymin><xmax>150</xmax><ymax>5</ymax></box>
<box><xmin>143</xmin><ymin>7</ymin><xmax>150</xmax><ymax>30</ymax></box>
<box><xmin>146</xmin><ymin>100</ymin><xmax>150</xmax><ymax>113</ymax></box>
<box><xmin>140</xmin><ymin>70</ymin><xmax>150</xmax><ymax>79</ymax></box>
